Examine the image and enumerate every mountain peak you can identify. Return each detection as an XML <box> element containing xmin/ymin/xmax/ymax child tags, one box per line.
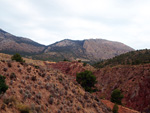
<box><xmin>0</xmin><ymin>28</ymin><xmax>134</xmax><ymax>62</ymax></box>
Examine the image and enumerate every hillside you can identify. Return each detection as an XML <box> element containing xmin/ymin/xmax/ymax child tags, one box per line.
<box><xmin>94</xmin><ymin>64</ymin><xmax>150</xmax><ymax>112</ymax></box>
<box><xmin>0</xmin><ymin>28</ymin><xmax>134</xmax><ymax>62</ymax></box>
<box><xmin>0</xmin><ymin>53</ymin><xmax>141</xmax><ymax>113</ymax></box>
<box><xmin>0</xmin><ymin>29</ymin><xmax>45</xmax><ymax>55</ymax></box>
<box><xmin>93</xmin><ymin>49</ymin><xmax>150</xmax><ymax>68</ymax></box>
<box><xmin>46</xmin><ymin>60</ymin><xmax>150</xmax><ymax>112</ymax></box>
<box><xmin>0</xmin><ymin>58</ymin><xmax>112</xmax><ymax>113</ymax></box>
<box><xmin>33</xmin><ymin>39</ymin><xmax>134</xmax><ymax>62</ymax></box>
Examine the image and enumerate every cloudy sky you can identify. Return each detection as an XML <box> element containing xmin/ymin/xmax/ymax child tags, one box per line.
<box><xmin>0</xmin><ymin>0</ymin><xmax>150</xmax><ymax>49</ymax></box>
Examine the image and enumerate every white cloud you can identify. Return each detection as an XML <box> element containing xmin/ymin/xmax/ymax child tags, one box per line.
<box><xmin>0</xmin><ymin>0</ymin><xmax>150</xmax><ymax>49</ymax></box>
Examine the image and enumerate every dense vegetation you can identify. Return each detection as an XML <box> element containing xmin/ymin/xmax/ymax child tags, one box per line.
<box><xmin>0</xmin><ymin>75</ymin><xmax>8</xmax><ymax>94</ymax></box>
<box><xmin>93</xmin><ymin>49</ymin><xmax>150</xmax><ymax>68</ymax></box>
<box><xmin>111</xmin><ymin>89</ymin><xmax>124</xmax><ymax>105</ymax></box>
<box><xmin>76</xmin><ymin>70</ymin><xmax>97</xmax><ymax>92</ymax></box>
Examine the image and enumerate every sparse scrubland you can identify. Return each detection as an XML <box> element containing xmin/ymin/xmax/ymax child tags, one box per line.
<box><xmin>0</xmin><ymin>56</ymin><xmax>112</xmax><ymax>113</ymax></box>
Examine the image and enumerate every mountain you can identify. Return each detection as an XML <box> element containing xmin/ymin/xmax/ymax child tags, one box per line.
<box><xmin>0</xmin><ymin>29</ymin><xmax>45</xmax><ymax>55</ymax></box>
<box><xmin>0</xmin><ymin>28</ymin><xmax>134</xmax><ymax>62</ymax></box>
<box><xmin>33</xmin><ymin>39</ymin><xmax>134</xmax><ymax>62</ymax></box>
<box><xmin>93</xmin><ymin>49</ymin><xmax>150</xmax><ymax>68</ymax></box>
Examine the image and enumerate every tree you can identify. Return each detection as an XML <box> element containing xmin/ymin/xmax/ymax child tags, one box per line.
<box><xmin>112</xmin><ymin>104</ymin><xmax>119</xmax><ymax>113</ymax></box>
<box><xmin>76</xmin><ymin>70</ymin><xmax>97</xmax><ymax>92</ymax></box>
<box><xmin>111</xmin><ymin>89</ymin><xmax>124</xmax><ymax>105</ymax></box>
<box><xmin>11</xmin><ymin>53</ymin><xmax>24</xmax><ymax>62</ymax></box>
<box><xmin>0</xmin><ymin>75</ymin><xmax>8</xmax><ymax>94</ymax></box>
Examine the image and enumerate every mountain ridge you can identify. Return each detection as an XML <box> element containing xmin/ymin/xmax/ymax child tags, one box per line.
<box><xmin>0</xmin><ymin>28</ymin><xmax>134</xmax><ymax>62</ymax></box>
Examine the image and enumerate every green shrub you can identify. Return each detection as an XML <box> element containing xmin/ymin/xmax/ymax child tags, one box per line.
<box><xmin>83</xmin><ymin>62</ymin><xmax>87</xmax><ymax>66</ymax></box>
<box><xmin>76</xmin><ymin>70</ymin><xmax>97</xmax><ymax>92</ymax></box>
<box><xmin>78</xmin><ymin>60</ymin><xmax>81</xmax><ymax>62</ymax></box>
<box><xmin>0</xmin><ymin>75</ymin><xmax>8</xmax><ymax>94</ymax></box>
<box><xmin>11</xmin><ymin>53</ymin><xmax>24</xmax><ymax>62</ymax></box>
<box><xmin>63</xmin><ymin>58</ymin><xmax>69</xmax><ymax>61</ymax></box>
<box><xmin>113</xmin><ymin>104</ymin><xmax>119</xmax><ymax>113</ymax></box>
<box><xmin>111</xmin><ymin>89</ymin><xmax>124</xmax><ymax>105</ymax></box>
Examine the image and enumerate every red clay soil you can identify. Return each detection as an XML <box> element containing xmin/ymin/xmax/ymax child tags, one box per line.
<box><xmin>101</xmin><ymin>100</ymin><xmax>139</xmax><ymax>113</ymax></box>
<box><xmin>47</xmin><ymin>61</ymin><xmax>150</xmax><ymax>112</ymax></box>
<box><xmin>47</xmin><ymin>61</ymin><xmax>95</xmax><ymax>77</ymax></box>
<box><xmin>94</xmin><ymin>64</ymin><xmax>150</xmax><ymax>112</ymax></box>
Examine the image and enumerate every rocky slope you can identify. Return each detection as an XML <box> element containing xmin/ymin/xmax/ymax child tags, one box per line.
<box><xmin>101</xmin><ymin>100</ymin><xmax>139</xmax><ymax>113</ymax></box>
<box><xmin>0</xmin><ymin>28</ymin><xmax>134</xmax><ymax>62</ymax></box>
<box><xmin>0</xmin><ymin>29</ymin><xmax>45</xmax><ymax>55</ymax></box>
<box><xmin>94</xmin><ymin>64</ymin><xmax>150</xmax><ymax>112</ymax></box>
<box><xmin>47</xmin><ymin>61</ymin><xmax>96</xmax><ymax>77</ymax></box>
<box><xmin>0</xmin><ymin>60</ymin><xmax>113</xmax><ymax>113</ymax></box>
<box><xmin>41</xmin><ymin>39</ymin><xmax>134</xmax><ymax>62</ymax></box>
<box><xmin>47</xmin><ymin>61</ymin><xmax>150</xmax><ymax>112</ymax></box>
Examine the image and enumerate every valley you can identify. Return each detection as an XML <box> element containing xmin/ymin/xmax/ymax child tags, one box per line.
<box><xmin>0</xmin><ymin>29</ymin><xmax>149</xmax><ymax>113</ymax></box>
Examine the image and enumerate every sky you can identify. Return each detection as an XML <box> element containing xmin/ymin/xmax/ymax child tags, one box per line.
<box><xmin>0</xmin><ymin>0</ymin><xmax>150</xmax><ymax>49</ymax></box>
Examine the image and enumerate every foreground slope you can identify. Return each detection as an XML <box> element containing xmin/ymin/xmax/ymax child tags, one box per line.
<box><xmin>0</xmin><ymin>60</ymin><xmax>112</xmax><ymax>113</ymax></box>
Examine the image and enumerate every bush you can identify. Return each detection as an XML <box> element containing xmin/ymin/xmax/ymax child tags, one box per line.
<box><xmin>10</xmin><ymin>73</ymin><xmax>16</xmax><ymax>80</ymax></box>
<box><xmin>11</xmin><ymin>53</ymin><xmax>24</xmax><ymax>62</ymax></box>
<box><xmin>83</xmin><ymin>62</ymin><xmax>87</xmax><ymax>66</ymax></box>
<box><xmin>76</xmin><ymin>70</ymin><xmax>97</xmax><ymax>92</ymax></box>
<box><xmin>63</xmin><ymin>58</ymin><xmax>69</xmax><ymax>61</ymax></box>
<box><xmin>0</xmin><ymin>75</ymin><xmax>8</xmax><ymax>94</ymax></box>
<box><xmin>111</xmin><ymin>89</ymin><xmax>124</xmax><ymax>105</ymax></box>
<box><xmin>113</xmin><ymin>104</ymin><xmax>119</xmax><ymax>113</ymax></box>
<box><xmin>78</xmin><ymin>60</ymin><xmax>81</xmax><ymax>62</ymax></box>
<box><xmin>3</xmin><ymin>96</ymin><xmax>16</xmax><ymax>105</ymax></box>
<box><xmin>17</xmin><ymin>104</ymin><xmax>31</xmax><ymax>113</ymax></box>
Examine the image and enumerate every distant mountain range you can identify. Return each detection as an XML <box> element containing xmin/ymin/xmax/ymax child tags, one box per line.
<box><xmin>0</xmin><ymin>28</ymin><xmax>134</xmax><ymax>62</ymax></box>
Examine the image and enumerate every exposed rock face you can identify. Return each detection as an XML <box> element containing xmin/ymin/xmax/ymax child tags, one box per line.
<box><xmin>0</xmin><ymin>29</ymin><xmax>45</xmax><ymax>55</ymax></box>
<box><xmin>94</xmin><ymin>64</ymin><xmax>150</xmax><ymax>112</ymax></box>
<box><xmin>44</xmin><ymin>39</ymin><xmax>134</xmax><ymax>62</ymax></box>
<box><xmin>48</xmin><ymin>61</ymin><xmax>96</xmax><ymax>77</ymax></box>
<box><xmin>48</xmin><ymin>61</ymin><xmax>150</xmax><ymax>112</ymax></box>
<box><xmin>83</xmin><ymin>39</ymin><xmax>134</xmax><ymax>60</ymax></box>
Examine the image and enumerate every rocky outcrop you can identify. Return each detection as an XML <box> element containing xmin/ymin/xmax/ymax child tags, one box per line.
<box><xmin>94</xmin><ymin>64</ymin><xmax>150</xmax><ymax>112</ymax></box>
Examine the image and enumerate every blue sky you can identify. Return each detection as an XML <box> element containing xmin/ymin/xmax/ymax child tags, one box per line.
<box><xmin>0</xmin><ymin>0</ymin><xmax>150</xmax><ymax>49</ymax></box>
